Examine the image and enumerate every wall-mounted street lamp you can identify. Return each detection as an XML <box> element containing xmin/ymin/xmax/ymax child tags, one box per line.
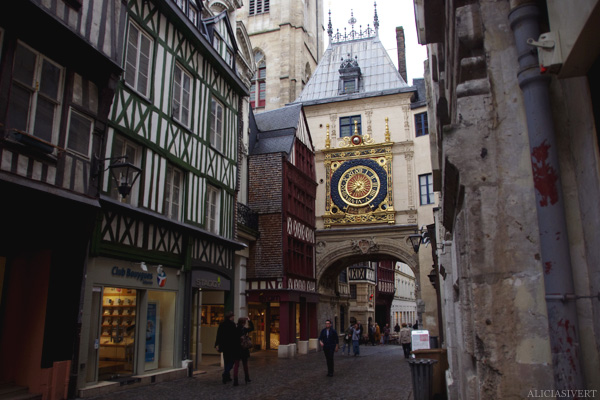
<box><xmin>92</xmin><ymin>156</ymin><xmax>142</xmax><ymax>199</ymax></box>
<box><xmin>408</xmin><ymin>227</ymin><xmax>430</xmax><ymax>254</ymax></box>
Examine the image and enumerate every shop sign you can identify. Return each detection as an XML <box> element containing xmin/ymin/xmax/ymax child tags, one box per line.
<box><xmin>111</xmin><ymin>266</ymin><xmax>154</xmax><ymax>285</ymax></box>
<box><xmin>191</xmin><ymin>270</ymin><xmax>230</xmax><ymax>290</ymax></box>
<box><xmin>287</xmin><ymin>277</ymin><xmax>316</xmax><ymax>292</ymax></box>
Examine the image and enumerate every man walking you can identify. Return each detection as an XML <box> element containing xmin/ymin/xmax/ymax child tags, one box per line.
<box><xmin>319</xmin><ymin>319</ymin><xmax>339</xmax><ymax>377</ymax></box>
<box><xmin>215</xmin><ymin>311</ymin><xmax>237</xmax><ymax>384</ymax></box>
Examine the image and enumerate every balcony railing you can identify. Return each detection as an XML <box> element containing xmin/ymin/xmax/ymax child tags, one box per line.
<box><xmin>237</xmin><ymin>202</ymin><xmax>258</xmax><ymax>232</ymax></box>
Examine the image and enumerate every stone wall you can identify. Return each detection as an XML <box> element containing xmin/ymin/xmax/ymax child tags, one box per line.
<box><xmin>420</xmin><ymin>0</ymin><xmax>600</xmax><ymax>398</ymax></box>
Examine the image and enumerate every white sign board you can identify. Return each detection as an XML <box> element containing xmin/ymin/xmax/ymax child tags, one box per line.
<box><xmin>411</xmin><ymin>330</ymin><xmax>430</xmax><ymax>351</ymax></box>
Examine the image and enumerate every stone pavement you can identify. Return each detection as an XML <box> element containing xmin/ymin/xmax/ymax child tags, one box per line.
<box><xmin>86</xmin><ymin>344</ymin><xmax>414</xmax><ymax>400</ymax></box>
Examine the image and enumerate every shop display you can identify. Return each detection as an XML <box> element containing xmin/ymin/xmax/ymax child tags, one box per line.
<box><xmin>98</xmin><ymin>287</ymin><xmax>137</xmax><ymax>380</ymax></box>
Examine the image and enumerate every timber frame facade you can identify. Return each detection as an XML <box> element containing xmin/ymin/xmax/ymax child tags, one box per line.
<box><xmin>0</xmin><ymin>1</ymin><xmax>127</xmax><ymax>398</ymax></box>
<box><xmin>0</xmin><ymin>0</ymin><xmax>248</xmax><ymax>397</ymax></box>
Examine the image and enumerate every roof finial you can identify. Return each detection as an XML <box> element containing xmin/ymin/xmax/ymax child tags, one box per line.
<box><xmin>327</xmin><ymin>9</ymin><xmax>333</xmax><ymax>41</ymax></box>
<box><xmin>349</xmin><ymin>9</ymin><xmax>356</xmax><ymax>31</ymax></box>
<box><xmin>385</xmin><ymin>117</ymin><xmax>390</xmax><ymax>142</ymax></box>
<box><xmin>373</xmin><ymin>1</ymin><xmax>379</xmax><ymax>34</ymax></box>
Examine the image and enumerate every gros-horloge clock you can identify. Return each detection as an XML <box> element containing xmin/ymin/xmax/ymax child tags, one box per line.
<box><xmin>330</xmin><ymin>159</ymin><xmax>388</xmax><ymax>211</ymax></box>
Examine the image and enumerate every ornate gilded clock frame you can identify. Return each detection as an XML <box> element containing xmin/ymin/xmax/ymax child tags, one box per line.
<box><xmin>323</xmin><ymin>121</ymin><xmax>395</xmax><ymax>228</ymax></box>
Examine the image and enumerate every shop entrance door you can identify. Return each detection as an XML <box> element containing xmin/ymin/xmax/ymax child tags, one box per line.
<box><xmin>98</xmin><ymin>287</ymin><xmax>137</xmax><ymax>381</ymax></box>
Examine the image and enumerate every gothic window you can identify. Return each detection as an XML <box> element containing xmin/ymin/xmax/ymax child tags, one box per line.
<box><xmin>250</xmin><ymin>51</ymin><xmax>266</xmax><ymax>108</ymax></box>
<box><xmin>415</xmin><ymin>112</ymin><xmax>429</xmax><ymax>137</ymax></box>
<box><xmin>172</xmin><ymin>64</ymin><xmax>192</xmax><ymax>127</ymax></box>
<box><xmin>7</xmin><ymin>42</ymin><xmax>64</xmax><ymax>145</ymax></box>
<box><xmin>210</xmin><ymin>97</ymin><xmax>224</xmax><ymax>152</ymax></box>
<box><xmin>339</xmin><ymin>115</ymin><xmax>361</xmax><ymax>137</ymax></box>
<box><xmin>249</xmin><ymin>0</ymin><xmax>269</xmax><ymax>15</ymax></box>
<box><xmin>125</xmin><ymin>21</ymin><xmax>153</xmax><ymax>98</ymax></box>
<box><xmin>419</xmin><ymin>173</ymin><xmax>435</xmax><ymax>205</ymax></box>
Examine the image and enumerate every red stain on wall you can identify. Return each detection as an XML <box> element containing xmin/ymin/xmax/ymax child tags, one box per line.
<box><xmin>531</xmin><ymin>140</ymin><xmax>559</xmax><ymax>207</ymax></box>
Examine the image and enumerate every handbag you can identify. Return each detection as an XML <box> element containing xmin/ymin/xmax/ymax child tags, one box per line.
<box><xmin>241</xmin><ymin>333</ymin><xmax>252</xmax><ymax>350</ymax></box>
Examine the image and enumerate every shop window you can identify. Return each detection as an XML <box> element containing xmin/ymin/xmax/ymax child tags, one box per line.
<box><xmin>201</xmin><ymin>304</ymin><xmax>224</xmax><ymax>326</ymax></box>
<box><xmin>7</xmin><ymin>41</ymin><xmax>64</xmax><ymax>145</ymax></box>
<box><xmin>125</xmin><ymin>21</ymin><xmax>153</xmax><ymax>98</ymax></box>
<box><xmin>99</xmin><ymin>288</ymin><xmax>137</xmax><ymax>381</ymax></box>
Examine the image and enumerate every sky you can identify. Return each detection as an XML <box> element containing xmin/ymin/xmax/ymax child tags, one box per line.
<box><xmin>324</xmin><ymin>0</ymin><xmax>428</xmax><ymax>84</ymax></box>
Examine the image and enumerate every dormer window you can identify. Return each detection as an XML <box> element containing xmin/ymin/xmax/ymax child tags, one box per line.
<box><xmin>338</xmin><ymin>54</ymin><xmax>361</xmax><ymax>95</ymax></box>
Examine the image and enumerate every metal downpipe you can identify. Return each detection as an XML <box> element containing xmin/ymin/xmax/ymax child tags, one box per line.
<box><xmin>509</xmin><ymin>3</ymin><xmax>585</xmax><ymax>390</ymax></box>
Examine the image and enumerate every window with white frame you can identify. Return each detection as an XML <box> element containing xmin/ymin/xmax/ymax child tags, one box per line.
<box><xmin>419</xmin><ymin>173</ymin><xmax>434</xmax><ymax>205</ymax></box>
<box><xmin>164</xmin><ymin>165</ymin><xmax>183</xmax><ymax>221</ymax></box>
<box><xmin>7</xmin><ymin>42</ymin><xmax>64</xmax><ymax>144</ymax></box>
<box><xmin>205</xmin><ymin>184</ymin><xmax>220</xmax><ymax>234</ymax></box>
<box><xmin>172</xmin><ymin>64</ymin><xmax>191</xmax><ymax>127</ymax></box>
<box><xmin>66</xmin><ymin>109</ymin><xmax>94</xmax><ymax>157</ymax></box>
<box><xmin>111</xmin><ymin>136</ymin><xmax>141</xmax><ymax>204</ymax></box>
<box><xmin>125</xmin><ymin>21</ymin><xmax>153</xmax><ymax>97</ymax></box>
<box><xmin>210</xmin><ymin>98</ymin><xmax>224</xmax><ymax>152</ymax></box>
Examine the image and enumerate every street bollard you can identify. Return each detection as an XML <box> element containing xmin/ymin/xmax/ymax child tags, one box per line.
<box><xmin>408</xmin><ymin>358</ymin><xmax>438</xmax><ymax>400</ymax></box>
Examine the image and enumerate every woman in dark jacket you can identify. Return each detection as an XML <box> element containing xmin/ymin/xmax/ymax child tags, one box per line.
<box><xmin>232</xmin><ymin>317</ymin><xmax>254</xmax><ymax>386</ymax></box>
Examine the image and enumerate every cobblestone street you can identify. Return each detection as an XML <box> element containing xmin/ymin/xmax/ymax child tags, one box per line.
<box><xmin>87</xmin><ymin>344</ymin><xmax>414</xmax><ymax>400</ymax></box>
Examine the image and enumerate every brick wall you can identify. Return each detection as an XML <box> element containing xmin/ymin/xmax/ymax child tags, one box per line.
<box><xmin>247</xmin><ymin>153</ymin><xmax>284</xmax><ymax>278</ymax></box>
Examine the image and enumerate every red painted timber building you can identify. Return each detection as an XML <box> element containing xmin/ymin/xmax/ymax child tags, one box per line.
<box><xmin>246</xmin><ymin>104</ymin><xmax>318</xmax><ymax>356</ymax></box>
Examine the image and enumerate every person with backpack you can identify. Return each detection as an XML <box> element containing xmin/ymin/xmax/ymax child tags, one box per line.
<box><xmin>341</xmin><ymin>324</ymin><xmax>353</xmax><ymax>355</ymax></box>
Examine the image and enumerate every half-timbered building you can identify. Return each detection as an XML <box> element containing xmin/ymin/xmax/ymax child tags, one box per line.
<box><xmin>0</xmin><ymin>1</ymin><xmax>128</xmax><ymax>398</ymax></box>
<box><xmin>72</xmin><ymin>0</ymin><xmax>248</xmax><ymax>395</ymax></box>
<box><xmin>246</xmin><ymin>103</ymin><xmax>318</xmax><ymax>357</ymax></box>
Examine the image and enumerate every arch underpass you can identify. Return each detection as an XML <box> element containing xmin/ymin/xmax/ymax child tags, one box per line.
<box><xmin>314</xmin><ymin>224</ymin><xmax>428</xmax><ymax>333</ymax></box>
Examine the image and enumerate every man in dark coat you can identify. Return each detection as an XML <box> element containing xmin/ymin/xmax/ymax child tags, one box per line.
<box><xmin>319</xmin><ymin>319</ymin><xmax>339</xmax><ymax>377</ymax></box>
<box><xmin>215</xmin><ymin>311</ymin><xmax>237</xmax><ymax>384</ymax></box>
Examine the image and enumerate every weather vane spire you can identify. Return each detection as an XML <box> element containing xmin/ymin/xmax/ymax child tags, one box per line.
<box><xmin>373</xmin><ymin>1</ymin><xmax>379</xmax><ymax>34</ymax></box>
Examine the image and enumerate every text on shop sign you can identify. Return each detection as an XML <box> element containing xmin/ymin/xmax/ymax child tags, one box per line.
<box><xmin>112</xmin><ymin>267</ymin><xmax>153</xmax><ymax>285</ymax></box>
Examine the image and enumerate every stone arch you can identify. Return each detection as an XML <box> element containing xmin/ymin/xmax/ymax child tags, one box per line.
<box><xmin>316</xmin><ymin>235</ymin><xmax>419</xmax><ymax>292</ymax></box>
<box><xmin>314</xmin><ymin>226</ymin><xmax>423</xmax><ymax>327</ymax></box>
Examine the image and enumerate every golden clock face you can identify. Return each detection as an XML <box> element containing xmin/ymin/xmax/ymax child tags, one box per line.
<box><xmin>338</xmin><ymin>166</ymin><xmax>381</xmax><ymax>206</ymax></box>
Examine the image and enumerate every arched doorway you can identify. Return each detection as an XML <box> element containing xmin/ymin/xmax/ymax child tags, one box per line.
<box><xmin>314</xmin><ymin>226</ymin><xmax>428</xmax><ymax>337</ymax></box>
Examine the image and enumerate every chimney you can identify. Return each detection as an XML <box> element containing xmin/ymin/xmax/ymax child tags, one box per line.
<box><xmin>396</xmin><ymin>27</ymin><xmax>408</xmax><ymax>83</ymax></box>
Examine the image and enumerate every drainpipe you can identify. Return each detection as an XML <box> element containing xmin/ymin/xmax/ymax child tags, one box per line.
<box><xmin>509</xmin><ymin>3</ymin><xmax>584</xmax><ymax>390</ymax></box>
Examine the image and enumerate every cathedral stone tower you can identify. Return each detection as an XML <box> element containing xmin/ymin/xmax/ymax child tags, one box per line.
<box><xmin>236</xmin><ymin>0</ymin><xmax>325</xmax><ymax>112</ymax></box>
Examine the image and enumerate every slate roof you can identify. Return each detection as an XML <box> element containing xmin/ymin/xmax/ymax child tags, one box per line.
<box><xmin>293</xmin><ymin>35</ymin><xmax>415</xmax><ymax>106</ymax></box>
<box><xmin>249</xmin><ymin>104</ymin><xmax>303</xmax><ymax>155</ymax></box>
<box><xmin>411</xmin><ymin>78</ymin><xmax>427</xmax><ymax>109</ymax></box>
